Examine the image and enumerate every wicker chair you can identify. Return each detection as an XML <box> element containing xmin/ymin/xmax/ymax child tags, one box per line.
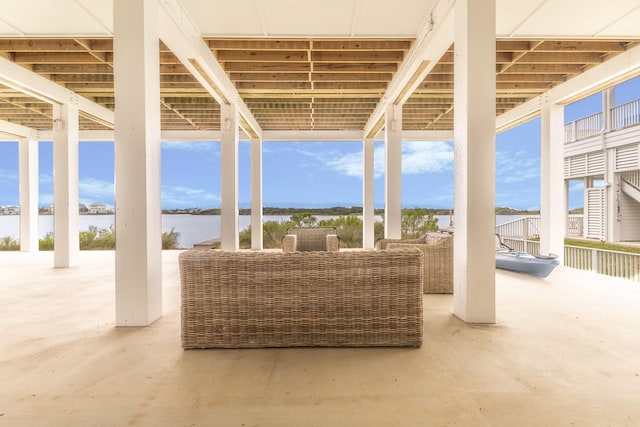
<box><xmin>282</xmin><ymin>227</ymin><xmax>339</xmax><ymax>252</ymax></box>
<box><xmin>383</xmin><ymin>232</ymin><xmax>453</xmax><ymax>294</ymax></box>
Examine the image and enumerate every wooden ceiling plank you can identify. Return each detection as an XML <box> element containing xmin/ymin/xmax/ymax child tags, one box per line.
<box><xmin>311</xmin><ymin>51</ymin><xmax>404</xmax><ymax>63</ymax></box>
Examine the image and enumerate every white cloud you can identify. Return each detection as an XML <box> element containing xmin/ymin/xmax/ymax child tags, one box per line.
<box><xmin>324</xmin><ymin>141</ymin><xmax>453</xmax><ymax>178</ymax></box>
<box><xmin>39</xmin><ymin>174</ymin><xmax>53</xmax><ymax>185</ymax></box>
<box><xmin>161</xmin><ymin>141</ymin><xmax>219</xmax><ymax>152</ymax></box>
<box><xmin>496</xmin><ymin>150</ymin><xmax>539</xmax><ymax>183</ymax></box>
<box><xmin>402</xmin><ymin>141</ymin><xmax>453</xmax><ymax>174</ymax></box>
<box><xmin>0</xmin><ymin>168</ymin><xmax>18</xmax><ymax>183</ymax></box>
<box><xmin>162</xmin><ymin>185</ymin><xmax>220</xmax><ymax>207</ymax></box>
<box><xmin>79</xmin><ymin>178</ymin><xmax>114</xmax><ymax>204</ymax></box>
<box><xmin>569</xmin><ymin>181</ymin><xmax>584</xmax><ymax>192</ymax></box>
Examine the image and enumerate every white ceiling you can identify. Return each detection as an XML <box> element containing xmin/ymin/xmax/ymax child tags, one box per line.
<box><xmin>1</xmin><ymin>0</ymin><xmax>640</xmax><ymax>39</ymax></box>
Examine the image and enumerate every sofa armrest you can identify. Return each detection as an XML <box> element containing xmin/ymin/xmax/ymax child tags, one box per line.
<box><xmin>282</xmin><ymin>234</ymin><xmax>297</xmax><ymax>252</ymax></box>
<box><xmin>326</xmin><ymin>234</ymin><xmax>340</xmax><ymax>252</ymax></box>
<box><xmin>375</xmin><ymin>237</ymin><xmax>423</xmax><ymax>250</ymax></box>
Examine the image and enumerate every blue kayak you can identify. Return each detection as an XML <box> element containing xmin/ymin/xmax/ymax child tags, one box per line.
<box><xmin>495</xmin><ymin>250</ymin><xmax>559</xmax><ymax>278</ymax></box>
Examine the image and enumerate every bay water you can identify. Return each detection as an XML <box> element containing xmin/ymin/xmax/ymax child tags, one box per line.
<box><xmin>0</xmin><ymin>214</ymin><xmax>520</xmax><ymax>249</ymax></box>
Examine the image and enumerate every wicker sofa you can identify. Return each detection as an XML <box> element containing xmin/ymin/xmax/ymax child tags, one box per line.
<box><xmin>179</xmin><ymin>248</ymin><xmax>423</xmax><ymax>349</ymax></box>
<box><xmin>376</xmin><ymin>232</ymin><xmax>453</xmax><ymax>294</ymax></box>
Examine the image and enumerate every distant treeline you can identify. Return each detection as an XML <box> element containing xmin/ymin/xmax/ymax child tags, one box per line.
<box><xmin>162</xmin><ymin>206</ymin><xmax>541</xmax><ymax>216</ymax></box>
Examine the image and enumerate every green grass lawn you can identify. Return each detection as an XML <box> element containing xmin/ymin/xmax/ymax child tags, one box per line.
<box><xmin>564</xmin><ymin>238</ymin><xmax>640</xmax><ymax>254</ymax></box>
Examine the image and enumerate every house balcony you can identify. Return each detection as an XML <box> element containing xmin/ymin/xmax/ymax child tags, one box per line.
<box><xmin>2</xmin><ymin>250</ymin><xmax>639</xmax><ymax>425</ymax></box>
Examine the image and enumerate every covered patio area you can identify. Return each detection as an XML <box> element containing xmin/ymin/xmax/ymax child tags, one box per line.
<box><xmin>2</xmin><ymin>250</ymin><xmax>639</xmax><ymax>426</ymax></box>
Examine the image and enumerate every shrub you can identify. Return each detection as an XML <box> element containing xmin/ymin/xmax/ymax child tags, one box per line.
<box><xmin>0</xmin><ymin>236</ymin><xmax>20</xmax><ymax>251</ymax></box>
<box><xmin>39</xmin><ymin>232</ymin><xmax>54</xmax><ymax>250</ymax></box>
<box><xmin>162</xmin><ymin>227</ymin><xmax>181</xmax><ymax>249</ymax></box>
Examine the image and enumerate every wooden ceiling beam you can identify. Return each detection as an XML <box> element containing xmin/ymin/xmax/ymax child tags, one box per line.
<box><xmin>207</xmin><ymin>39</ymin><xmax>310</xmax><ymax>50</ymax></box>
<box><xmin>312</xmin><ymin>72</ymin><xmax>392</xmax><ymax>82</ymax></box>
<box><xmin>534</xmin><ymin>40</ymin><xmax>631</xmax><ymax>52</ymax></box>
<box><xmin>516</xmin><ymin>51</ymin><xmax>605</xmax><ymax>64</ymax></box>
<box><xmin>230</xmin><ymin>72</ymin><xmax>310</xmax><ymax>82</ymax></box>
<box><xmin>216</xmin><ymin>50</ymin><xmax>308</xmax><ymax>62</ymax></box>
<box><xmin>312</xmin><ymin>40</ymin><xmax>412</xmax><ymax>50</ymax></box>
<box><xmin>311</xmin><ymin>51</ymin><xmax>404</xmax><ymax>62</ymax></box>
<box><xmin>223</xmin><ymin>62</ymin><xmax>311</xmax><ymax>72</ymax></box>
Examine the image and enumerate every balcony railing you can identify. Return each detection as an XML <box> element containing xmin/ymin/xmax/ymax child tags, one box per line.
<box><xmin>496</xmin><ymin>215</ymin><xmax>583</xmax><ymax>239</ymax></box>
<box><xmin>610</xmin><ymin>99</ymin><xmax>640</xmax><ymax>130</ymax></box>
<box><xmin>565</xmin><ymin>98</ymin><xmax>640</xmax><ymax>144</ymax></box>
<box><xmin>564</xmin><ymin>112</ymin><xmax>603</xmax><ymax>143</ymax></box>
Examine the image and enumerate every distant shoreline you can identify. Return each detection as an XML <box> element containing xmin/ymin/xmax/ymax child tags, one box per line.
<box><xmin>161</xmin><ymin>206</ymin><xmax>542</xmax><ymax>216</ymax></box>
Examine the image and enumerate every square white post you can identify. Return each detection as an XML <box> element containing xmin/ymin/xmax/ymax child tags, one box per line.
<box><xmin>250</xmin><ymin>136</ymin><xmax>263</xmax><ymax>250</ymax></box>
<box><xmin>53</xmin><ymin>103</ymin><xmax>79</xmax><ymax>267</ymax></box>
<box><xmin>19</xmin><ymin>137</ymin><xmax>39</xmax><ymax>252</ymax></box>
<box><xmin>220</xmin><ymin>103</ymin><xmax>239</xmax><ymax>251</ymax></box>
<box><xmin>363</xmin><ymin>137</ymin><xmax>375</xmax><ymax>248</ymax></box>
<box><xmin>453</xmin><ymin>0</ymin><xmax>496</xmax><ymax>324</ymax></box>
<box><xmin>114</xmin><ymin>0</ymin><xmax>162</xmax><ymax>326</ymax></box>
<box><xmin>384</xmin><ymin>104</ymin><xmax>402</xmax><ymax>239</ymax></box>
<box><xmin>540</xmin><ymin>102</ymin><xmax>566</xmax><ymax>262</ymax></box>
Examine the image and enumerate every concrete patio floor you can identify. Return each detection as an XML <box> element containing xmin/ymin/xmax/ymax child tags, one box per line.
<box><xmin>1</xmin><ymin>250</ymin><xmax>639</xmax><ymax>426</ymax></box>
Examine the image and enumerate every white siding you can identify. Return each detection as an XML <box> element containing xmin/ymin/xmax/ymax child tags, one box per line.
<box><xmin>586</xmin><ymin>151</ymin><xmax>604</xmax><ymax>175</ymax></box>
<box><xmin>619</xmin><ymin>191</ymin><xmax>640</xmax><ymax>241</ymax></box>
<box><xmin>616</xmin><ymin>144</ymin><xmax>639</xmax><ymax>171</ymax></box>
<box><xmin>585</xmin><ymin>188</ymin><xmax>605</xmax><ymax>240</ymax></box>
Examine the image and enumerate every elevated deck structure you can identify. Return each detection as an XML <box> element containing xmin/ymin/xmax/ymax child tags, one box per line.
<box><xmin>1</xmin><ymin>1</ymin><xmax>640</xmax><ymax>327</ymax></box>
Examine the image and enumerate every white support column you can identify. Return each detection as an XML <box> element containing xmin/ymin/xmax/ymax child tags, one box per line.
<box><xmin>363</xmin><ymin>137</ymin><xmax>375</xmax><ymax>249</ymax></box>
<box><xmin>603</xmin><ymin>88</ymin><xmax>619</xmax><ymax>242</ymax></box>
<box><xmin>18</xmin><ymin>137</ymin><xmax>39</xmax><ymax>252</ymax></box>
<box><xmin>114</xmin><ymin>0</ymin><xmax>162</xmax><ymax>326</ymax></box>
<box><xmin>250</xmin><ymin>136</ymin><xmax>263</xmax><ymax>250</ymax></box>
<box><xmin>540</xmin><ymin>102</ymin><xmax>566</xmax><ymax>262</ymax></box>
<box><xmin>453</xmin><ymin>0</ymin><xmax>496</xmax><ymax>324</ymax></box>
<box><xmin>53</xmin><ymin>103</ymin><xmax>79</xmax><ymax>267</ymax></box>
<box><xmin>384</xmin><ymin>104</ymin><xmax>402</xmax><ymax>239</ymax></box>
<box><xmin>220</xmin><ymin>103</ymin><xmax>239</xmax><ymax>251</ymax></box>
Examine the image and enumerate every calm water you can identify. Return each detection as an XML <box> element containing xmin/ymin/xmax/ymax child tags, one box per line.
<box><xmin>0</xmin><ymin>214</ymin><xmax>520</xmax><ymax>248</ymax></box>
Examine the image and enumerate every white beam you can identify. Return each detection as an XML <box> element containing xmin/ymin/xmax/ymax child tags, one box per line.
<box><xmin>53</xmin><ymin>103</ymin><xmax>80</xmax><ymax>268</ymax></box>
<box><xmin>363</xmin><ymin>137</ymin><xmax>376</xmax><ymax>249</ymax></box>
<box><xmin>261</xmin><ymin>130</ymin><xmax>365</xmax><ymax>142</ymax></box>
<box><xmin>363</xmin><ymin>0</ymin><xmax>455</xmax><ymax>137</ymax></box>
<box><xmin>251</xmin><ymin>137</ymin><xmax>263</xmax><ymax>250</ymax></box>
<box><xmin>220</xmin><ymin>103</ymin><xmax>240</xmax><ymax>251</ymax></box>
<box><xmin>157</xmin><ymin>0</ymin><xmax>262</xmax><ymax>139</ymax></box>
<box><xmin>539</xmin><ymin>102</ymin><xmax>565</xmax><ymax>262</ymax></box>
<box><xmin>0</xmin><ymin>119</ymin><xmax>37</xmax><ymax>140</ymax></box>
<box><xmin>453</xmin><ymin>0</ymin><xmax>496</xmax><ymax>324</ymax></box>
<box><xmin>0</xmin><ymin>57</ymin><xmax>114</xmax><ymax>126</ymax></box>
<box><xmin>19</xmin><ymin>137</ymin><xmax>39</xmax><ymax>252</ymax></box>
<box><xmin>384</xmin><ymin>104</ymin><xmax>402</xmax><ymax>239</ymax></box>
<box><xmin>497</xmin><ymin>43</ymin><xmax>640</xmax><ymax>131</ymax></box>
<box><xmin>114</xmin><ymin>0</ymin><xmax>163</xmax><ymax>327</ymax></box>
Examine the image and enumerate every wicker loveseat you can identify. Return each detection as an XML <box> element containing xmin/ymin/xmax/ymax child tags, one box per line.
<box><xmin>376</xmin><ymin>232</ymin><xmax>453</xmax><ymax>294</ymax></box>
<box><xmin>282</xmin><ymin>227</ymin><xmax>339</xmax><ymax>252</ymax></box>
<box><xmin>179</xmin><ymin>248</ymin><xmax>423</xmax><ymax>349</ymax></box>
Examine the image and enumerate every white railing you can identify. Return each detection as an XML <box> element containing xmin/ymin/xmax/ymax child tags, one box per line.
<box><xmin>501</xmin><ymin>239</ymin><xmax>640</xmax><ymax>282</ymax></box>
<box><xmin>621</xmin><ymin>170</ymin><xmax>640</xmax><ymax>189</ymax></box>
<box><xmin>567</xmin><ymin>214</ymin><xmax>583</xmax><ymax>236</ymax></box>
<box><xmin>501</xmin><ymin>237</ymin><xmax>540</xmax><ymax>255</ymax></box>
<box><xmin>610</xmin><ymin>99</ymin><xmax>640</xmax><ymax>130</ymax></box>
<box><xmin>565</xmin><ymin>98</ymin><xmax>640</xmax><ymax>143</ymax></box>
<box><xmin>496</xmin><ymin>215</ymin><xmax>582</xmax><ymax>239</ymax></box>
<box><xmin>495</xmin><ymin>216</ymin><xmax>540</xmax><ymax>239</ymax></box>
<box><xmin>565</xmin><ymin>245</ymin><xmax>640</xmax><ymax>281</ymax></box>
<box><xmin>564</xmin><ymin>112</ymin><xmax>603</xmax><ymax>143</ymax></box>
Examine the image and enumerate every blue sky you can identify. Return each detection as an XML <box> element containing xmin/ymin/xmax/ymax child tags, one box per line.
<box><xmin>0</xmin><ymin>76</ymin><xmax>639</xmax><ymax>211</ymax></box>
